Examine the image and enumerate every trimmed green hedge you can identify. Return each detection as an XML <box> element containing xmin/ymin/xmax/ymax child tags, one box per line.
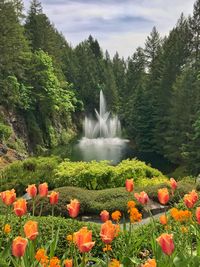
<box><xmin>0</xmin><ymin>157</ymin><xmax>166</xmax><ymax>195</ymax></box>
<box><xmin>54</xmin><ymin>159</ymin><xmax>165</xmax><ymax>190</ymax></box>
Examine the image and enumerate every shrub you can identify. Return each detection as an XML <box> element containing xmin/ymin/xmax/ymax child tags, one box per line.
<box><xmin>0</xmin><ymin>158</ymin><xmax>166</xmax><ymax>194</ymax></box>
<box><xmin>54</xmin><ymin>159</ymin><xmax>165</xmax><ymax>190</ymax></box>
<box><xmin>0</xmin><ymin>156</ymin><xmax>61</xmax><ymax>194</ymax></box>
<box><xmin>0</xmin><ymin>122</ymin><xmax>12</xmax><ymax>141</ymax></box>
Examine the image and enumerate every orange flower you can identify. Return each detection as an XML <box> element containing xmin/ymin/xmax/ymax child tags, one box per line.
<box><xmin>159</xmin><ymin>214</ymin><xmax>168</xmax><ymax>225</ymax></box>
<box><xmin>24</xmin><ymin>220</ymin><xmax>38</xmax><ymax>240</ymax></box>
<box><xmin>35</xmin><ymin>248</ymin><xmax>49</xmax><ymax>266</ymax></box>
<box><xmin>129</xmin><ymin>207</ymin><xmax>142</xmax><ymax>223</ymax></box>
<box><xmin>49</xmin><ymin>257</ymin><xmax>60</xmax><ymax>267</ymax></box>
<box><xmin>4</xmin><ymin>223</ymin><xmax>11</xmax><ymax>234</ymax></box>
<box><xmin>111</xmin><ymin>211</ymin><xmax>121</xmax><ymax>222</ymax></box>
<box><xmin>67</xmin><ymin>199</ymin><xmax>80</xmax><ymax>218</ymax></box>
<box><xmin>13</xmin><ymin>198</ymin><xmax>27</xmax><ymax>217</ymax></box>
<box><xmin>100</xmin><ymin>220</ymin><xmax>118</xmax><ymax>244</ymax></box>
<box><xmin>156</xmin><ymin>233</ymin><xmax>174</xmax><ymax>255</ymax></box>
<box><xmin>12</xmin><ymin>236</ymin><xmax>28</xmax><ymax>257</ymax></box>
<box><xmin>158</xmin><ymin>188</ymin><xmax>169</xmax><ymax>205</ymax></box>
<box><xmin>103</xmin><ymin>244</ymin><xmax>112</xmax><ymax>252</ymax></box>
<box><xmin>184</xmin><ymin>190</ymin><xmax>198</xmax><ymax>209</ymax></box>
<box><xmin>134</xmin><ymin>191</ymin><xmax>149</xmax><ymax>205</ymax></box>
<box><xmin>26</xmin><ymin>184</ymin><xmax>37</xmax><ymax>198</ymax></box>
<box><xmin>100</xmin><ymin>210</ymin><xmax>110</xmax><ymax>222</ymax></box>
<box><xmin>170</xmin><ymin>208</ymin><xmax>192</xmax><ymax>222</ymax></box>
<box><xmin>127</xmin><ymin>200</ymin><xmax>136</xmax><ymax>209</ymax></box>
<box><xmin>125</xmin><ymin>179</ymin><xmax>134</xmax><ymax>192</ymax></box>
<box><xmin>141</xmin><ymin>258</ymin><xmax>156</xmax><ymax>267</ymax></box>
<box><xmin>1</xmin><ymin>189</ymin><xmax>16</xmax><ymax>206</ymax></box>
<box><xmin>170</xmin><ymin>178</ymin><xmax>177</xmax><ymax>191</ymax></box>
<box><xmin>64</xmin><ymin>259</ymin><xmax>73</xmax><ymax>267</ymax></box>
<box><xmin>74</xmin><ymin>227</ymin><xmax>95</xmax><ymax>253</ymax></box>
<box><xmin>38</xmin><ymin>183</ymin><xmax>48</xmax><ymax>197</ymax></box>
<box><xmin>181</xmin><ymin>226</ymin><xmax>188</xmax><ymax>233</ymax></box>
<box><xmin>49</xmin><ymin>191</ymin><xmax>59</xmax><ymax>205</ymax></box>
<box><xmin>66</xmin><ymin>234</ymin><xmax>73</xmax><ymax>242</ymax></box>
<box><xmin>109</xmin><ymin>259</ymin><xmax>120</xmax><ymax>267</ymax></box>
<box><xmin>196</xmin><ymin>207</ymin><xmax>200</xmax><ymax>224</ymax></box>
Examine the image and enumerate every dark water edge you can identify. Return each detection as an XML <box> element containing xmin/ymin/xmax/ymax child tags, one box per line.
<box><xmin>48</xmin><ymin>138</ymin><xmax>177</xmax><ymax>175</ymax></box>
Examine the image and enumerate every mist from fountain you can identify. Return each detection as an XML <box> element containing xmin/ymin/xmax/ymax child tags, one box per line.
<box><xmin>76</xmin><ymin>90</ymin><xmax>129</xmax><ymax>164</ymax></box>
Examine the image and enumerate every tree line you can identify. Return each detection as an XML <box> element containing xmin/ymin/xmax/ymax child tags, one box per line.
<box><xmin>0</xmin><ymin>0</ymin><xmax>200</xmax><ymax>174</ymax></box>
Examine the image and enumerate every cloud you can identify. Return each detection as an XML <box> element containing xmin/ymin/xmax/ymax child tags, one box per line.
<box><xmin>23</xmin><ymin>0</ymin><xmax>195</xmax><ymax>58</ymax></box>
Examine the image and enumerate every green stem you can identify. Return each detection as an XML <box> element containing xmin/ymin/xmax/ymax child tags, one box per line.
<box><xmin>106</xmin><ymin>245</ymin><xmax>109</xmax><ymax>267</ymax></box>
<box><xmin>32</xmin><ymin>198</ymin><xmax>36</xmax><ymax>217</ymax></box>
<box><xmin>51</xmin><ymin>205</ymin><xmax>55</xmax><ymax>238</ymax></box>
<box><xmin>81</xmin><ymin>253</ymin><xmax>86</xmax><ymax>267</ymax></box>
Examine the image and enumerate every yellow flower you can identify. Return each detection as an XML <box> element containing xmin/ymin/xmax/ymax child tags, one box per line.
<box><xmin>129</xmin><ymin>207</ymin><xmax>142</xmax><ymax>223</ymax></box>
<box><xmin>49</xmin><ymin>257</ymin><xmax>60</xmax><ymax>267</ymax></box>
<box><xmin>111</xmin><ymin>211</ymin><xmax>122</xmax><ymax>222</ymax></box>
<box><xmin>66</xmin><ymin>234</ymin><xmax>73</xmax><ymax>242</ymax></box>
<box><xmin>127</xmin><ymin>200</ymin><xmax>136</xmax><ymax>209</ymax></box>
<box><xmin>103</xmin><ymin>244</ymin><xmax>112</xmax><ymax>252</ymax></box>
<box><xmin>109</xmin><ymin>259</ymin><xmax>120</xmax><ymax>267</ymax></box>
<box><xmin>181</xmin><ymin>226</ymin><xmax>188</xmax><ymax>233</ymax></box>
<box><xmin>35</xmin><ymin>248</ymin><xmax>49</xmax><ymax>266</ymax></box>
<box><xmin>141</xmin><ymin>258</ymin><xmax>156</xmax><ymax>267</ymax></box>
<box><xmin>4</xmin><ymin>224</ymin><xmax>11</xmax><ymax>234</ymax></box>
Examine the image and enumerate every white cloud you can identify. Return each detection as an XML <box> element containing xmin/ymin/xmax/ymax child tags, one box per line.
<box><xmin>23</xmin><ymin>0</ymin><xmax>195</xmax><ymax>58</ymax></box>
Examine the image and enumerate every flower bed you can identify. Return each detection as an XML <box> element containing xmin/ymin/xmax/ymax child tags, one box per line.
<box><xmin>1</xmin><ymin>178</ymin><xmax>200</xmax><ymax>266</ymax></box>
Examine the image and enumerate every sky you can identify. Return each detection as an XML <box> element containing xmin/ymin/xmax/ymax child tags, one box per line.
<box><xmin>23</xmin><ymin>0</ymin><xmax>195</xmax><ymax>58</ymax></box>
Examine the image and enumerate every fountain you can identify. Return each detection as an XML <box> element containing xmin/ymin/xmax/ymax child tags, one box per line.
<box><xmin>74</xmin><ymin>90</ymin><xmax>129</xmax><ymax>164</ymax></box>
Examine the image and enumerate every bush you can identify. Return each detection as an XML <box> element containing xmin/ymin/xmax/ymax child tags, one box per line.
<box><xmin>0</xmin><ymin>157</ymin><xmax>166</xmax><ymax>195</ymax></box>
<box><xmin>0</xmin><ymin>156</ymin><xmax>61</xmax><ymax>194</ymax></box>
<box><xmin>54</xmin><ymin>159</ymin><xmax>166</xmax><ymax>190</ymax></box>
<box><xmin>0</xmin><ymin>122</ymin><xmax>12</xmax><ymax>142</ymax></box>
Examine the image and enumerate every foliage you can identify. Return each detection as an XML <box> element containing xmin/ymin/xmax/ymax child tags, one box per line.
<box><xmin>0</xmin><ymin>122</ymin><xmax>12</xmax><ymax>142</ymax></box>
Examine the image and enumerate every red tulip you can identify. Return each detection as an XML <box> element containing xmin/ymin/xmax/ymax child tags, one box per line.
<box><xmin>158</xmin><ymin>188</ymin><xmax>170</xmax><ymax>205</ymax></box>
<box><xmin>26</xmin><ymin>184</ymin><xmax>37</xmax><ymax>198</ymax></box>
<box><xmin>134</xmin><ymin>191</ymin><xmax>149</xmax><ymax>205</ymax></box>
<box><xmin>1</xmin><ymin>189</ymin><xmax>16</xmax><ymax>206</ymax></box>
<box><xmin>125</xmin><ymin>179</ymin><xmax>134</xmax><ymax>192</ymax></box>
<box><xmin>74</xmin><ymin>227</ymin><xmax>95</xmax><ymax>253</ymax></box>
<box><xmin>67</xmin><ymin>199</ymin><xmax>80</xmax><ymax>218</ymax></box>
<box><xmin>184</xmin><ymin>190</ymin><xmax>198</xmax><ymax>209</ymax></box>
<box><xmin>156</xmin><ymin>233</ymin><xmax>174</xmax><ymax>255</ymax></box>
<box><xmin>13</xmin><ymin>199</ymin><xmax>27</xmax><ymax>217</ymax></box>
<box><xmin>49</xmin><ymin>191</ymin><xmax>59</xmax><ymax>205</ymax></box>
<box><xmin>100</xmin><ymin>220</ymin><xmax>118</xmax><ymax>244</ymax></box>
<box><xmin>170</xmin><ymin>178</ymin><xmax>177</xmax><ymax>191</ymax></box>
<box><xmin>100</xmin><ymin>210</ymin><xmax>110</xmax><ymax>222</ymax></box>
<box><xmin>64</xmin><ymin>259</ymin><xmax>73</xmax><ymax>267</ymax></box>
<box><xmin>196</xmin><ymin>207</ymin><xmax>200</xmax><ymax>224</ymax></box>
<box><xmin>24</xmin><ymin>220</ymin><xmax>38</xmax><ymax>240</ymax></box>
<box><xmin>12</xmin><ymin>236</ymin><xmax>28</xmax><ymax>257</ymax></box>
<box><xmin>159</xmin><ymin>214</ymin><xmax>168</xmax><ymax>225</ymax></box>
<box><xmin>38</xmin><ymin>182</ymin><xmax>48</xmax><ymax>197</ymax></box>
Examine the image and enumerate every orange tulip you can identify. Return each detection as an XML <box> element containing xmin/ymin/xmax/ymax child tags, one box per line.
<box><xmin>74</xmin><ymin>227</ymin><xmax>95</xmax><ymax>253</ymax></box>
<box><xmin>134</xmin><ymin>191</ymin><xmax>149</xmax><ymax>205</ymax></box>
<box><xmin>100</xmin><ymin>220</ymin><xmax>118</xmax><ymax>244</ymax></box>
<box><xmin>170</xmin><ymin>178</ymin><xmax>177</xmax><ymax>191</ymax></box>
<box><xmin>100</xmin><ymin>210</ymin><xmax>110</xmax><ymax>222</ymax></box>
<box><xmin>64</xmin><ymin>259</ymin><xmax>73</xmax><ymax>267</ymax></box>
<box><xmin>13</xmin><ymin>199</ymin><xmax>27</xmax><ymax>217</ymax></box>
<box><xmin>1</xmin><ymin>189</ymin><xmax>16</xmax><ymax>206</ymax></box>
<box><xmin>38</xmin><ymin>183</ymin><xmax>48</xmax><ymax>197</ymax></box>
<box><xmin>67</xmin><ymin>199</ymin><xmax>80</xmax><ymax>218</ymax></box>
<box><xmin>12</xmin><ymin>236</ymin><xmax>28</xmax><ymax>257</ymax></box>
<box><xmin>125</xmin><ymin>179</ymin><xmax>134</xmax><ymax>192</ymax></box>
<box><xmin>156</xmin><ymin>233</ymin><xmax>174</xmax><ymax>255</ymax></box>
<box><xmin>158</xmin><ymin>188</ymin><xmax>169</xmax><ymax>205</ymax></box>
<box><xmin>49</xmin><ymin>191</ymin><xmax>59</xmax><ymax>205</ymax></box>
<box><xmin>196</xmin><ymin>207</ymin><xmax>200</xmax><ymax>224</ymax></box>
<box><xmin>26</xmin><ymin>184</ymin><xmax>37</xmax><ymax>198</ymax></box>
<box><xmin>24</xmin><ymin>220</ymin><xmax>38</xmax><ymax>240</ymax></box>
<box><xmin>159</xmin><ymin>214</ymin><xmax>168</xmax><ymax>225</ymax></box>
<box><xmin>184</xmin><ymin>190</ymin><xmax>198</xmax><ymax>209</ymax></box>
<box><xmin>141</xmin><ymin>258</ymin><xmax>156</xmax><ymax>267</ymax></box>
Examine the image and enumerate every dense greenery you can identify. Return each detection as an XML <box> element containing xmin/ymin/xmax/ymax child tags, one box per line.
<box><xmin>0</xmin><ymin>157</ymin><xmax>166</xmax><ymax>194</ymax></box>
<box><xmin>1</xmin><ymin>0</ymin><xmax>200</xmax><ymax>175</ymax></box>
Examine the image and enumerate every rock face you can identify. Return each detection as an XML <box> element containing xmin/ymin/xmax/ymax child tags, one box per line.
<box><xmin>0</xmin><ymin>106</ymin><xmax>28</xmax><ymax>169</ymax></box>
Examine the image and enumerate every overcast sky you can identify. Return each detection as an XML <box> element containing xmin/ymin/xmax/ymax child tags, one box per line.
<box><xmin>23</xmin><ymin>0</ymin><xmax>195</xmax><ymax>58</ymax></box>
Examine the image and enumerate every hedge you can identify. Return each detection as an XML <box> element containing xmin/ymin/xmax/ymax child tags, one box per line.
<box><xmin>0</xmin><ymin>156</ymin><xmax>167</xmax><ymax>195</ymax></box>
